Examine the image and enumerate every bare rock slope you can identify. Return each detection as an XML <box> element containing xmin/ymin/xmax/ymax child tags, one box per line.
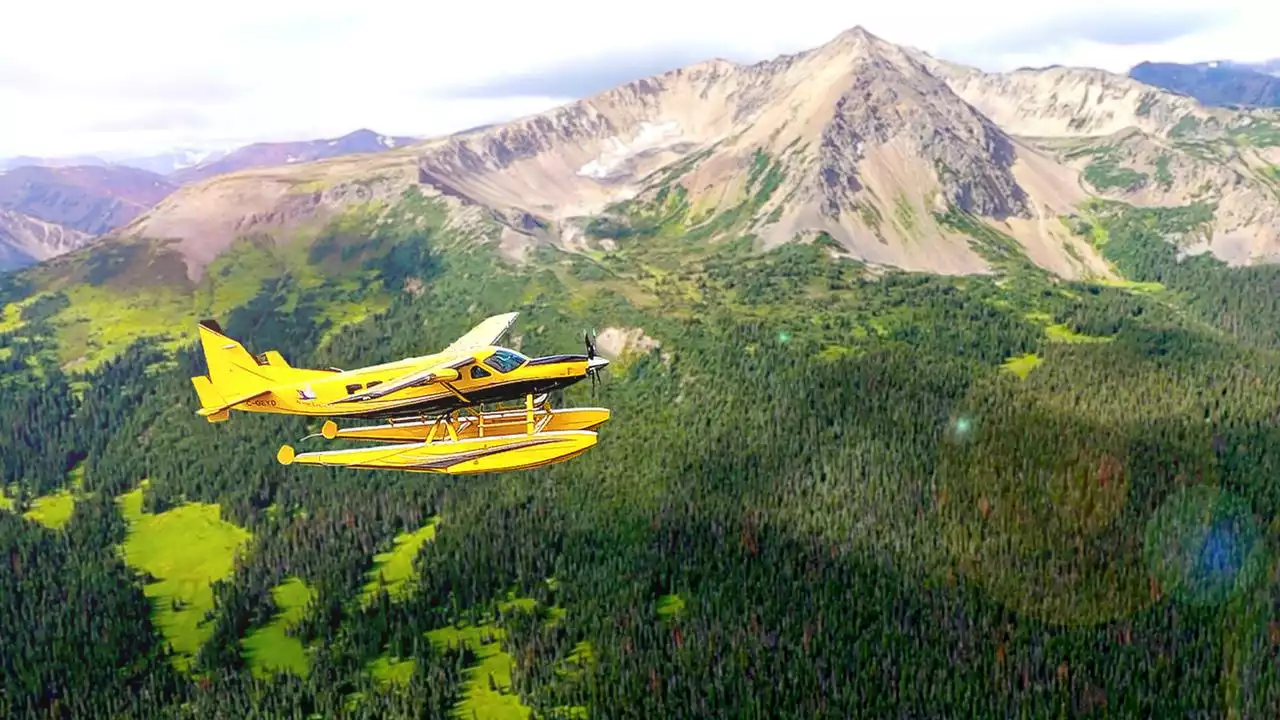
<box><xmin>400</xmin><ymin>27</ymin><xmax>1109</xmax><ymax>277</ymax></box>
<box><xmin>0</xmin><ymin>209</ymin><xmax>92</xmax><ymax>272</ymax></box>
<box><xmin>912</xmin><ymin>53</ymin><xmax>1280</xmax><ymax>265</ymax></box>
<box><xmin>119</xmin><ymin>27</ymin><xmax>1120</xmax><ymax>281</ymax></box>
<box><xmin>112</xmin><ymin>26</ymin><xmax>1280</xmax><ymax>281</ymax></box>
<box><xmin>0</xmin><ymin>165</ymin><xmax>177</xmax><ymax>236</ymax></box>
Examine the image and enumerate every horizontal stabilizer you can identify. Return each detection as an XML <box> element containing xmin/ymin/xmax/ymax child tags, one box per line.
<box><xmin>194</xmin><ymin>387</ymin><xmax>273</xmax><ymax>417</ymax></box>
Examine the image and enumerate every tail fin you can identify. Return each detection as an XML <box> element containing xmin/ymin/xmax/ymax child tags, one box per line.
<box><xmin>190</xmin><ymin>319</ymin><xmax>291</xmax><ymax>421</ymax></box>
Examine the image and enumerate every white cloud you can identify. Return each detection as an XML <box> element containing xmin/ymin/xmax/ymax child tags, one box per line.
<box><xmin>1</xmin><ymin>0</ymin><xmax>1274</xmax><ymax>157</ymax></box>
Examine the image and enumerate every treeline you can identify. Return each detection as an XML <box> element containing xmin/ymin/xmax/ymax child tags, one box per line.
<box><xmin>0</xmin><ymin>493</ymin><xmax>184</xmax><ymax>718</ymax></box>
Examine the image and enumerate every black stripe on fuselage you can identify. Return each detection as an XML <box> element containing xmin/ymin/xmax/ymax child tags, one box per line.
<box><xmin>526</xmin><ymin>354</ymin><xmax>588</xmax><ymax>366</ymax></box>
<box><xmin>339</xmin><ymin>375</ymin><xmax>586</xmax><ymax>419</ymax></box>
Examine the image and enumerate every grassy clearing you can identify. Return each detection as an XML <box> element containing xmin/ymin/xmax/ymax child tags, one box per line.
<box><xmin>242</xmin><ymin>577</ymin><xmax>315</xmax><ymax>677</ymax></box>
<box><xmin>1000</xmin><ymin>353</ymin><xmax>1043</xmax><ymax>379</ymax></box>
<box><xmin>368</xmin><ymin>655</ymin><xmax>416</xmax><ymax>685</ymax></box>
<box><xmin>370</xmin><ymin>591</ymin><xmax>545</xmax><ymax>714</ymax></box>
<box><xmin>67</xmin><ymin>462</ymin><xmax>85</xmax><ymax>490</ymax></box>
<box><xmin>550</xmin><ymin>639</ymin><xmax>595</xmax><ymax>717</ymax></box>
<box><xmin>23</xmin><ymin>490</ymin><xmax>76</xmax><ymax>529</ymax></box>
<box><xmin>1234</xmin><ymin>121</ymin><xmax>1280</xmax><ymax>148</ymax></box>
<box><xmin>360</xmin><ymin>518</ymin><xmax>439</xmax><ymax>604</ymax></box>
<box><xmin>427</xmin><ymin>617</ymin><xmax>534</xmax><ymax>720</ymax></box>
<box><xmin>193</xmin><ymin>238</ymin><xmax>287</xmax><ymax>320</ymax></box>
<box><xmin>116</xmin><ymin>487</ymin><xmax>252</xmax><ymax>669</ymax></box>
<box><xmin>656</xmin><ymin>593</ymin><xmax>686</xmax><ymax>619</ymax></box>
<box><xmin>1094</xmin><ymin>277</ymin><xmax>1165</xmax><ymax>294</ymax></box>
<box><xmin>1045</xmin><ymin>324</ymin><xmax>1114</xmax><ymax>344</ymax></box>
<box><xmin>0</xmin><ymin>302</ymin><xmax>23</xmax><ymax>332</ymax></box>
<box><xmin>57</xmin><ymin>284</ymin><xmax>192</xmax><ymax>371</ymax></box>
<box><xmin>1083</xmin><ymin>155</ymin><xmax>1149</xmax><ymax>192</ymax></box>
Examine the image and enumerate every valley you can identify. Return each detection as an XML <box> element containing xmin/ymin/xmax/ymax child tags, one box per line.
<box><xmin>3</xmin><ymin>24</ymin><xmax>1280</xmax><ymax>720</ymax></box>
<box><xmin>0</xmin><ymin>129</ymin><xmax>422</xmax><ymax>273</ymax></box>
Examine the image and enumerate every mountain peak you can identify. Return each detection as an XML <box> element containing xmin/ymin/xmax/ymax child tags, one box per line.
<box><xmin>821</xmin><ymin>25</ymin><xmax>895</xmax><ymax>54</ymax></box>
<box><xmin>810</xmin><ymin>24</ymin><xmax>926</xmax><ymax>72</ymax></box>
<box><xmin>833</xmin><ymin>25</ymin><xmax>878</xmax><ymax>42</ymax></box>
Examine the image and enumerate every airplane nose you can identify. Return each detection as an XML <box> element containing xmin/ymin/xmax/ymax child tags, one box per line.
<box><xmin>587</xmin><ymin>356</ymin><xmax>609</xmax><ymax>371</ymax></box>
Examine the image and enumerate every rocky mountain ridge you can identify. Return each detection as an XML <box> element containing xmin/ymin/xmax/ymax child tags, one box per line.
<box><xmin>1130</xmin><ymin>60</ymin><xmax>1280</xmax><ymax>108</ymax></box>
<box><xmin>0</xmin><ymin>165</ymin><xmax>177</xmax><ymax>236</ymax></box>
<box><xmin>0</xmin><ymin>209</ymin><xmax>92</xmax><ymax>272</ymax></box>
<box><xmin>0</xmin><ymin>129</ymin><xmax>424</xmax><ymax>271</ymax></box>
<box><xmin>170</xmin><ymin>129</ymin><xmax>421</xmax><ymax>185</ymax></box>
<box><xmin>17</xmin><ymin>26</ymin><xmax>1280</xmax><ymax>287</ymax></box>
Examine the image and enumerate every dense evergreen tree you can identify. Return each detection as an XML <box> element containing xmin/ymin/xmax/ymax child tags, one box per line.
<box><xmin>2</xmin><ymin>198</ymin><xmax>1279</xmax><ymax>717</ymax></box>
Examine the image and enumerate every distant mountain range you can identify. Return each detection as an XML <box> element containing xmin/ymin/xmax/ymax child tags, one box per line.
<box><xmin>19</xmin><ymin>25</ymin><xmax>1280</xmax><ymax>292</ymax></box>
<box><xmin>0</xmin><ymin>149</ymin><xmax>222</xmax><ymax>174</ymax></box>
<box><xmin>0</xmin><ymin>154</ymin><xmax>111</xmax><ymax>172</ymax></box>
<box><xmin>169</xmin><ymin>129</ymin><xmax>419</xmax><ymax>184</ymax></box>
<box><xmin>0</xmin><ymin>129</ymin><xmax>420</xmax><ymax>271</ymax></box>
<box><xmin>1129</xmin><ymin>59</ymin><xmax>1280</xmax><ymax>108</ymax></box>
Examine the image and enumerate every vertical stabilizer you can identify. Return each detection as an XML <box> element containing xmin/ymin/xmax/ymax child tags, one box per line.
<box><xmin>191</xmin><ymin>320</ymin><xmax>285</xmax><ymax>419</ymax></box>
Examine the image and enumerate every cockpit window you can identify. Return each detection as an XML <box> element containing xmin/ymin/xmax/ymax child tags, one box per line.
<box><xmin>483</xmin><ymin>349</ymin><xmax>527</xmax><ymax>374</ymax></box>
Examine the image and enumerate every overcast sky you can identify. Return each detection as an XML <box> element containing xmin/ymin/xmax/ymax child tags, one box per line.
<box><xmin>2</xmin><ymin>0</ymin><xmax>1274</xmax><ymax>158</ymax></box>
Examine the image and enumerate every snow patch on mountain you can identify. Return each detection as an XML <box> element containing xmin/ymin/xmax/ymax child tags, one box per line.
<box><xmin>577</xmin><ymin>120</ymin><xmax>685</xmax><ymax>179</ymax></box>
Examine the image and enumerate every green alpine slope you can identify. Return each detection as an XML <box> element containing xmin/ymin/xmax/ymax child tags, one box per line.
<box><xmin>2</xmin><ymin>184</ymin><xmax>1280</xmax><ymax>719</ymax></box>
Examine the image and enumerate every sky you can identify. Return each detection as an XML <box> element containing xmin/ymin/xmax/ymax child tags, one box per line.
<box><xmin>2</xmin><ymin>0</ymin><xmax>1275</xmax><ymax>159</ymax></box>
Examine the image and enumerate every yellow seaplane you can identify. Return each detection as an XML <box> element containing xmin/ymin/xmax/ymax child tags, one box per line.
<box><xmin>189</xmin><ymin>312</ymin><xmax>611</xmax><ymax>475</ymax></box>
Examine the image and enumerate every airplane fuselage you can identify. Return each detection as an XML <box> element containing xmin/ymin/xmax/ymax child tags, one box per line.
<box><xmin>235</xmin><ymin>347</ymin><xmax>604</xmax><ymax>420</ymax></box>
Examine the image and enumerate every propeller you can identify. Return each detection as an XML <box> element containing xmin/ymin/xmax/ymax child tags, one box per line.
<box><xmin>584</xmin><ymin>328</ymin><xmax>605</xmax><ymax>394</ymax></box>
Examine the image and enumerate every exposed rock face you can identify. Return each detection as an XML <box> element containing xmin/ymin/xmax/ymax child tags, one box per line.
<box><xmin>70</xmin><ymin>25</ymin><xmax>1280</xmax><ymax>282</ymax></box>
<box><xmin>1048</xmin><ymin>128</ymin><xmax>1280</xmax><ymax>265</ymax></box>
<box><xmin>0</xmin><ymin>209</ymin><xmax>92</xmax><ymax>271</ymax></box>
<box><xmin>396</xmin><ymin>25</ymin><xmax>1095</xmax><ymax>277</ymax></box>
<box><xmin>914</xmin><ymin>56</ymin><xmax>1228</xmax><ymax>138</ymax></box>
<box><xmin>123</xmin><ymin>150</ymin><xmax>424</xmax><ymax>281</ymax></box>
<box><xmin>813</xmin><ymin>50</ymin><xmax>1028</xmax><ymax>220</ymax></box>
<box><xmin>0</xmin><ymin>165</ymin><xmax>177</xmax><ymax>235</ymax></box>
<box><xmin>595</xmin><ymin>327</ymin><xmax>661</xmax><ymax>360</ymax></box>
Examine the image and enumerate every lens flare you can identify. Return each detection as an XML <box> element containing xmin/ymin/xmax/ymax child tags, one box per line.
<box><xmin>1143</xmin><ymin>485</ymin><xmax>1266</xmax><ymax>607</ymax></box>
<box><xmin>946</xmin><ymin>415</ymin><xmax>976</xmax><ymax>443</ymax></box>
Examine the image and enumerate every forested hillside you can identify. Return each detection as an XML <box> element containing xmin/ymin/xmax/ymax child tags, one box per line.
<box><xmin>2</xmin><ymin>187</ymin><xmax>1280</xmax><ymax>718</ymax></box>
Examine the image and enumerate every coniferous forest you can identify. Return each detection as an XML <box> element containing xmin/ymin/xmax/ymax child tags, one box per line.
<box><xmin>2</xmin><ymin>194</ymin><xmax>1280</xmax><ymax>718</ymax></box>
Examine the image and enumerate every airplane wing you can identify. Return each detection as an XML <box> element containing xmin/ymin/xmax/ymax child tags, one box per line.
<box><xmin>441</xmin><ymin>312</ymin><xmax>519</xmax><ymax>355</ymax></box>
<box><xmin>327</xmin><ymin>363</ymin><xmax>465</xmax><ymax>405</ymax></box>
<box><xmin>327</xmin><ymin>312</ymin><xmax>518</xmax><ymax>406</ymax></box>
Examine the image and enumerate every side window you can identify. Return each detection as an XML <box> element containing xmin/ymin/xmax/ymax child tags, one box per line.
<box><xmin>345</xmin><ymin>383</ymin><xmax>362</xmax><ymax>395</ymax></box>
<box><xmin>483</xmin><ymin>349</ymin><xmax>527</xmax><ymax>374</ymax></box>
<box><xmin>470</xmin><ymin>365</ymin><xmax>491</xmax><ymax>379</ymax></box>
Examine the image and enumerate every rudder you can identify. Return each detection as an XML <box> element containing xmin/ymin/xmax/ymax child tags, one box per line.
<box><xmin>192</xmin><ymin>320</ymin><xmax>286</xmax><ymax>419</ymax></box>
